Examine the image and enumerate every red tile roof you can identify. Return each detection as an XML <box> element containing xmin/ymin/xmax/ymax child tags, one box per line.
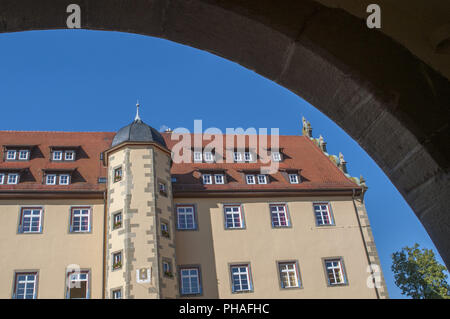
<box><xmin>0</xmin><ymin>131</ymin><xmax>360</xmax><ymax>195</ymax></box>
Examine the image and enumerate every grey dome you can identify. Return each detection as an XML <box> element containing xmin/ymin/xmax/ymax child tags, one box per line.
<box><xmin>111</xmin><ymin>119</ymin><xmax>167</xmax><ymax>148</ymax></box>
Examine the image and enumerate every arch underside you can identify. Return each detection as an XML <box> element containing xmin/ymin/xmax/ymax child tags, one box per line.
<box><xmin>1</xmin><ymin>0</ymin><xmax>449</xmax><ymax>267</ymax></box>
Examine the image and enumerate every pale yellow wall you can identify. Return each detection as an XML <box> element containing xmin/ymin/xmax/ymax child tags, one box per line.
<box><xmin>174</xmin><ymin>196</ymin><xmax>380</xmax><ymax>299</ymax></box>
<box><xmin>0</xmin><ymin>199</ymin><xmax>104</xmax><ymax>299</ymax></box>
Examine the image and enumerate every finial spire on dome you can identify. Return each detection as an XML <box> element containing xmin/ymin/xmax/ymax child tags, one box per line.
<box><xmin>134</xmin><ymin>100</ymin><xmax>142</xmax><ymax>122</ymax></box>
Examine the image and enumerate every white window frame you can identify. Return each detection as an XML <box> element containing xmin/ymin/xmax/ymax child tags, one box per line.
<box><xmin>113</xmin><ymin>212</ymin><xmax>122</xmax><ymax>229</ymax></box>
<box><xmin>257</xmin><ymin>174</ymin><xmax>267</xmax><ymax>184</ymax></box>
<box><xmin>325</xmin><ymin>259</ymin><xmax>346</xmax><ymax>285</ymax></box>
<box><xmin>19</xmin><ymin>208</ymin><xmax>43</xmax><ymax>233</ymax></box>
<box><xmin>246</xmin><ymin>175</ymin><xmax>255</xmax><ymax>185</ymax></box>
<box><xmin>180</xmin><ymin>267</ymin><xmax>201</xmax><ymax>295</ymax></box>
<box><xmin>66</xmin><ymin>271</ymin><xmax>90</xmax><ymax>299</ymax></box>
<box><xmin>230</xmin><ymin>264</ymin><xmax>252</xmax><ymax>293</ymax></box>
<box><xmin>0</xmin><ymin>173</ymin><xmax>4</xmax><ymax>184</ymax></box>
<box><xmin>6</xmin><ymin>150</ymin><xmax>16</xmax><ymax>160</ymax></box>
<box><xmin>289</xmin><ymin>174</ymin><xmax>299</xmax><ymax>184</ymax></box>
<box><xmin>204</xmin><ymin>151</ymin><xmax>214</xmax><ymax>162</ymax></box>
<box><xmin>70</xmin><ymin>207</ymin><xmax>91</xmax><ymax>233</ymax></box>
<box><xmin>64</xmin><ymin>150</ymin><xmax>75</xmax><ymax>161</ymax></box>
<box><xmin>279</xmin><ymin>262</ymin><xmax>300</xmax><ymax>288</ymax></box>
<box><xmin>314</xmin><ymin>203</ymin><xmax>334</xmax><ymax>226</ymax></box>
<box><xmin>13</xmin><ymin>272</ymin><xmax>38</xmax><ymax>299</ymax></box>
<box><xmin>176</xmin><ymin>205</ymin><xmax>196</xmax><ymax>230</ymax></box>
<box><xmin>18</xmin><ymin>150</ymin><xmax>29</xmax><ymax>160</ymax></box>
<box><xmin>202</xmin><ymin>174</ymin><xmax>212</xmax><ymax>185</ymax></box>
<box><xmin>234</xmin><ymin>152</ymin><xmax>242</xmax><ymax>162</ymax></box>
<box><xmin>224</xmin><ymin>205</ymin><xmax>244</xmax><ymax>229</ymax></box>
<box><xmin>270</xmin><ymin>204</ymin><xmax>290</xmax><ymax>227</ymax></box>
<box><xmin>272</xmin><ymin>152</ymin><xmax>282</xmax><ymax>162</ymax></box>
<box><xmin>244</xmin><ymin>152</ymin><xmax>252</xmax><ymax>161</ymax></box>
<box><xmin>53</xmin><ymin>150</ymin><xmax>63</xmax><ymax>161</ymax></box>
<box><xmin>46</xmin><ymin>174</ymin><xmax>57</xmax><ymax>185</ymax></box>
<box><xmin>7</xmin><ymin>173</ymin><xmax>19</xmax><ymax>185</ymax></box>
<box><xmin>193</xmin><ymin>151</ymin><xmax>202</xmax><ymax>163</ymax></box>
<box><xmin>214</xmin><ymin>174</ymin><xmax>225</xmax><ymax>184</ymax></box>
<box><xmin>59</xmin><ymin>174</ymin><xmax>70</xmax><ymax>185</ymax></box>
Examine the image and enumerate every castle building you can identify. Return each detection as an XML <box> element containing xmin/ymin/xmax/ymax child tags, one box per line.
<box><xmin>0</xmin><ymin>109</ymin><xmax>388</xmax><ymax>299</ymax></box>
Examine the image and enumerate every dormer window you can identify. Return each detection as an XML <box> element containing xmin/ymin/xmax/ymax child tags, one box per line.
<box><xmin>214</xmin><ymin>174</ymin><xmax>225</xmax><ymax>184</ymax></box>
<box><xmin>204</xmin><ymin>152</ymin><xmax>214</xmax><ymax>162</ymax></box>
<box><xmin>257</xmin><ymin>174</ymin><xmax>267</xmax><ymax>184</ymax></box>
<box><xmin>193</xmin><ymin>151</ymin><xmax>202</xmax><ymax>163</ymax></box>
<box><xmin>234</xmin><ymin>152</ymin><xmax>243</xmax><ymax>162</ymax></box>
<box><xmin>59</xmin><ymin>174</ymin><xmax>70</xmax><ymax>185</ymax></box>
<box><xmin>0</xmin><ymin>174</ymin><xmax>4</xmax><ymax>184</ymax></box>
<box><xmin>6</xmin><ymin>150</ymin><xmax>16</xmax><ymax>160</ymax></box>
<box><xmin>244</xmin><ymin>152</ymin><xmax>252</xmax><ymax>162</ymax></box>
<box><xmin>202</xmin><ymin>174</ymin><xmax>212</xmax><ymax>185</ymax></box>
<box><xmin>65</xmin><ymin>150</ymin><xmax>75</xmax><ymax>161</ymax></box>
<box><xmin>46</xmin><ymin>174</ymin><xmax>57</xmax><ymax>185</ymax></box>
<box><xmin>289</xmin><ymin>174</ymin><xmax>299</xmax><ymax>184</ymax></box>
<box><xmin>18</xmin><ymin>150</ymin><xmax>29</xmax><ymax>160</ymax></box>
<box><xmin>7</xmin><ymin>173</ymin><xmax>19</xmax><ymax>185</ymax></box>
<box><xmin>272</xmin><ymin>152</ymin><xmax>282</xmax><ymax>162</ymax></box>
<box><xmin>53</xmin><ymin>151</ymin><xmax>63</xmax><ymax>161</ymax></box>
<box><xmin>246</xmin><ymin>175</ymin><xmax>256</xmax><ymax>185</ymax></box>
<box><xmin>44</xmin><ymin>170</ymin><xmax>74</xmax><ymax>185</ymax></box>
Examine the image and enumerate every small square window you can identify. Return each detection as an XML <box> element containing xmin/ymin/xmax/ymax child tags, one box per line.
<box><xmin>18</xmin><ymin>150</ymin><xmax>29</xmax><ymax>160</ymax></box>
<box><xmin>159</xmin><ymin>182</ymin><xmax>167</xmax><ymax>196</ymax></box>
<box><xmin>214</xmin><ymin>174</ymin><xmax>225</xmax><ymax>184</ymax></box>
<box><xmin>112</xmin><ymin>252</ymin><xmax>122</xmax><ymax>270</ymax></box>
<box><xmin>13</xmin><ymin>272</ymin><xmax>38</xmax><ymax>299</ymax></box>
<box><xmin>324</xmin><ymin>258</ymin><xmax>346</xmax><ymax>285</ymax></box>
<box><xmin>113</xmin><ymin>212</ymin><xmax>122</xmax><ymax>230</ymax></box>
<box><xmin>257</xmin><ymin>174</ymin><xmax>267</xmax><ymax>184</ymax></box>
<box><xmin>193</xmin><ymin>151</ymin><xmax>202</xmax><ymax>163</ymax></box>
<box><xmin>171</xmin><ymin>177</ymin><xmax>177</xmax><ymax>183</ymax></box>
<box><xmin>202</xmin><ymin>174</ymin><xmax>212</xmax><ymax>185</ymax></box>
<box><xmin>161</xmin><ymin>221</ymin><xmax>170</xmax><ymax>238</ymax></box>
<box><xmin>279</xmin><ymin>262</ymin><xmax>301</xmax><ymax>288</ymax></box>
<box><xmin>46</xmin><ymin>174</ymin><xmax>57</xmax><ymax>185</ymax></box>
<box><xmin>289</xmin><ymin>174</ymin><xmax>299</xmax><ymax>184</ymax></box>
<box><xmin>65</xmin><ymin>150</ymin><xmax>75</xmax><ymax>161</ymax></box>
<box><xmin>230</xmin><ymin>264</ymin><xmax>252</xmax><ymax>293</ymax></box>
<box><xmin>163</xmin><ymin>260</ymin><xmax>173</xmax><ymax>278</ymax></box>
<box><xmin>114</xmin><ymin>167</ymin><xmax>122</xmax><ymax>183</ymax></box>
<box><xmin>53</xmin><ymin>151</ymin><xmax>63</xmax><ymax>161</ymax></box>
<box><xmin>246</xmin><ymin>175</ymin><xmax>255</xmax><ymax>185</ymax></box>
<box><xmin>7</xmin><ymin>173</ymin><xmax>19</xmax><ymax>185</ymax></box>
<box><xmin>19</xmin><ymin>208</ymin><xmax>43</xmax><ymax>233</ymax></box>
<box><xmin>112</xmin><ymin>289</ymin><xmax>122</xmax><ymax>299</ymax></box>
<box><xmin>204</xmin><ymin>152</ymin><xmax>214</xmax><ymax>162</ymax></box>
<box><xmin>272</xmin><ymin>152</ymin><xmax>282</xmax><ymax>162</ymax></box>
<box><xmin>59</xmin><ymin>174</ymin><xmax>70</xmax><ymax>185</ymax></box>
<box><xmin>6</xmin><ymin>150</ymin><xmax>17</xmax><ymax>160</ymax></box>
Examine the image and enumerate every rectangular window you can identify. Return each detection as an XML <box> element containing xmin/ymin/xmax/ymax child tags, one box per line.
<box><xmin>13</xmin><ymin>272</ymin><xmax>38</xmax><ymax>299</ymax></box>
<box><xmin>270</xmin><ymin>204</ymin><xmax>290</xmax><ymax>227</ymax></box>
<box><xmin>113</xmin><ymin>212</ymin><xmax>122</xmax><ymax>230</ymax></box>
<box><xmin>114</xmin><ymin>167</ymin><xmax>122</xmax><ymax>183</ymax></box>
<box><xmin>230</xmin><ymin>264</ymin><xmax>252</xmax><ymax>293</ymax></box>
<box><xmin>45</xmin><ymin>174</ymin><xmax>56</xmax><ymax>185</ymax></box>
<box><xmin>59</xmin><ymin>174</ymin><xmax>70</xmax><ymax>185</ymax></box>
<box><xmin>279</xmin><ymin>262</ymin><xmax>301</xmax><ymax>288</ymax></box>
<box><xmin>64</xmin><ymin>150</ymin><xmax>75</xmax><ymax>161</ymax></box>
<box><xmin>70</xmin><ymin>207</ymin><xmax>91</xmax><ymax>233</ymax></box>
<box><xmin>18</xmin><ymin>150</ymin><xmax>29</xmax><ymax>160</ymax></box>
<box><xmin>202</xmin><ymin>174</ymin><xmax>212</xmax><ymax>185</ymax></box>
<box><xmin>224</xmin><ymin>205</ymin><xmax>244</xmax><ymax>229</ymax></box>
<box><xmin>159</xmin><ymin>182</ymin><xmax>167</xmax><ymax>196</ymax></box>
<box><xmin>6</xmin><ymin>150</ymin><xmax>16</xmax><ymax>160</ymax></box>
<box><xmin>0</xmin><ymin>173</ymin><xmax>4</xmax><ymax>184</ymax></box>
<box><xmin>246</xmin><ymin>175</ymin><xmax>255</xmax><ymax>184</ymax></box>
<box><xmin>19</xmin><ymin>207</ymin><xmax>43</xmax><ymax>233</ymax></box>
<box><xmin>324</xmin><ymin>258</ymin><xmax>346</xmax><ymax>285</ymax></box>
<box><xmin>53</xmin><ymin>151</ymin><xmax>63</xmax><ymax>161</ymax></box>
<box><xmin>176</xmin><ymin>205</ymin><xmax>196</xmax><ymax>230</ymax></box>
<box><xmin>214</xmin><ymin>174</ymin><xmax>224</xmax><ymax>184</ymax></box>
<box><xmin>289</xmin><ymin>174</ymin><xmax>299</xmax><ymax>184</ymax></box>
<box><xmin>244</xmin><ymin>152</ymin><xmax>252</xmax><ymax>161</ymax></box>
<box><xmin>161</xmin><ymin>221</ymin><xmax>170</xmax><ymax>238</ymax></box>
<box><xmin>193</xmin><ymin>151</ymin><xmax>202</xmax><ymax>162</ymax></box>
<box><xmin>234</xmin><ymin>152</ymin><xmax>242</xmax><ymax>162</ymax></box>
<box><xmin>112</xmin><ymin>289</ymin><xmax>122</xmax><ymax>299</ymax></box>
<box><xmin>257</xmin><ymin>174</ymin><xmax>267</xmax><ymax>184</ymax></box>
<box><xmin>272</xmin><ymin>152</ymin><xmax>282</xmax><ymax>161</ymax></box>
<box><xmin>204</xmin><ymin>152</ymin><xmax>214</xmax><ymax>162</ymax></box>
<box><xmin>66</xmin><ymin>270</ymin><xmax>89</xmax><ymax>299</ymax></box>
<box><xmin>112</xmin><ymin>252</ymin><xmax>122</xmax><ymax>270</ymax></box>
<box><xmin>7</xmin><ymin>173</ymin><xmax>19</xmax><ymax>184</ymax></box>
<box><xmin>180</xmin><ymin>267</ymin><xmax>201</xmax><ymax>295</ymax></box>
<box><xmin>163</xmin><ymin>260</ymin><xmax>173</xmax><ymax>277</ymax></box>
<box><xmin>314</xmin><ymin>203</ymin><xmax>334</xmax><ymax>226</ymax></box>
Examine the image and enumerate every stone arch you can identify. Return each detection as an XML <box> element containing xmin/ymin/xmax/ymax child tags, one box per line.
<box><xmin>1</xmin><ymin>0</ymin><xmax>449</xmax><ymax>267</ymax></box>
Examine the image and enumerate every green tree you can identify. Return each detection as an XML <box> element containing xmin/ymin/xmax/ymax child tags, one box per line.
<box><xmin>391</xmin><ymin>243</ymin><xmax>450</xmax><ymax>299</ymax></box>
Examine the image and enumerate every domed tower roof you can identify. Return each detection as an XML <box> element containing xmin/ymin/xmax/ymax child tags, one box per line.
<box><xmin>111</xmin><ymin>102</ymin><xmax>167</xmax><ymax>148</ymax></box>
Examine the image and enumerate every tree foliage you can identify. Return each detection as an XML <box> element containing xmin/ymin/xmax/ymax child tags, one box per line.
<box><xmin>391</xmin><ymin>243</ymin><xmax>450</xmax><ymax>299</ymax></box>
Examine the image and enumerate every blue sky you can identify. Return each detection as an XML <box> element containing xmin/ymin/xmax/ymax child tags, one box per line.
<box><xmin>0</xmin><ymin>30</ymin><xmax>446</xmax><ymax>298</ymax></box>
